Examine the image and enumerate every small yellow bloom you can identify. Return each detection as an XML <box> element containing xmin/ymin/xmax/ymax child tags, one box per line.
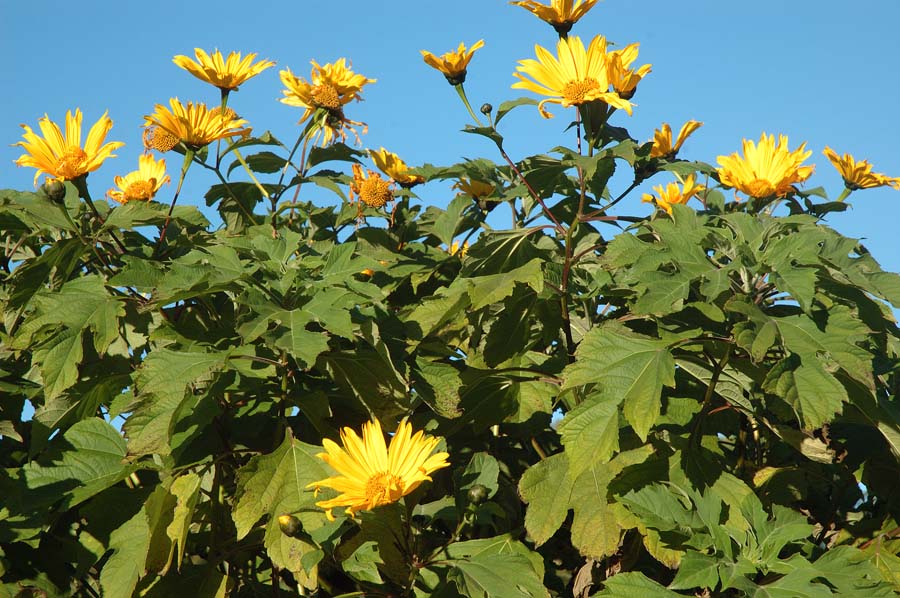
<box><xmin>717</xmin><ymin>133</ymin><xmax>814</xmax><ymax>198</ymax></box>
<box><xmin>421</xmin><ymin>40</ymin><xmax>484</xmax><ymax>85</ymax></box>
<box><xmin>107</xmin><ymin>154</ymin><xmax>170</xmax><ymax>204</ymax></box>
<box><xmin>350</xmin><ymin>163</ymin><xmax>394</xmax><ymax>213</ymax></box>
<box><xmin>280</xmin><ymin>59</ymin><xmax>375</xmax><ymax>145</ymax></box>
<box><xmin>143</xmin><ymin>99</ymin><xmax>251</xmax><ymax>150</ymax></box>
<box><xmin>453</xmin><ymin>178</ymin><xmax>495</xmax><ymax>200</ymax></box>
<box><xmin>14</xmin><ymin>109</ymin><xmax>124</xmax><ymax>187</ymax></box>
<box><xmin>651</xmin><ymin>121</ymin><xmax>703</xmax><ymax>159</ymax></box>
<box><xmin>449</xmin><ymin>240</ymin><xmax>469</xmax><ymax>257</ymax></box>
<box><xmin>172</xmin><ymin>48</ymin><xmax>275</xmax><ymax>91</ymax></box>
<box><xmin>512</xmin><ymin>35</ymin><xmax>634</xmax><ymax>119</ymax></box>
<box><xmin>369</xmin><ymin>148</ymin><xmax>425</xmax><ymax>187</ymax></box>
<box><xmin>142</xmin><ymin>125</ymin><xmax>180</xmax><ymax>153</ymax></box>
<box><xmin>510</xmin><ymin>0</ymin><xmax>600</xmax><ymax>32</ymax></box>
<box><xmin>823</xmin><ymin>147</ymin><xmax>900</xmax><ymax>191</ymax></box>
<box><xmin>360</xmin><ymin>268</ymin><xmax>375</xmax><ymax>277</ymax></box>
<box><xmin>642</xmin><ymin>174</ymin><xmax>705</xmax><ymax>214</ymax></box>
<box><xmin>306</xmin><ymin>419</ymin><xmax>450</xmax><ymax>521</ymax></box>
<box><xmin>606</xmin><ymin>43</ymin><xmax>651</xmax><ymax>99</ymax></box>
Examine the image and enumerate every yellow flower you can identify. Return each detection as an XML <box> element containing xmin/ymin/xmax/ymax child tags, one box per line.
<box><xmin>449</xmin><ymin>240</ymin><xmax>469</xmax><ymax>257</ymax></box>
<box><xmin>641</xmin><ymin>174</ymin><xmax>705</xmax><ymax>214</ymax></box>
<box><xmin>421</xmin><ymin>40</ymin><xmax>484</xmax><ymax>85</ymax></box>
<box><xmin>823</xmin><ymin>147</ymin><xmax>900</xmax><ymax>191</ymax></box>
<box><xmin>307</xmin><ymin>419</ymin><xmax>450</xmax><ymax>521</ymax></box>
<box><xmin>14</xmin><ymin>109</ymin><xmax>124</xmax><ymax>186</ymax></box>
<box><xmin>142</xmin><ymin>125</ymin><xmax>180</xmax><ymax>153</ymax></box>
<box><xmin>606</xmin><ymin>43</ymin><xmax>651</xmax><ymax>99</ymax></box>
<box><xmin>453</xmin><ymin>178</ymin><xmax>495</xmax><ymax>200</ymax></box>
<box><xmin>106</xmin><ymin>154</ymin><xmax>170</xmax><ymax>204</ymax></box>
<box><xmin>717</xmin><ymin>133</ymin><xmax>814</xmax><ymax>198</ymax></box>
<box><xmin>143</xmin><ymin>98</ymin><xmax>251</xmax><ymax>150</ymax></box>
<box><xmin>510</xmin><ymin>0</ymin><xmax>600</xmax><ymax>32</ymax></box>
<box><xmin>651</xmin><ymin>121</ymin><xmax>703</xmax><ymax>159</ymax></box>
<box><xmin>369</xmin><ymin>148</ymin><xmax>425</xmax><ymax>187</ymax></box>
<box><xmin>279</xmin><ymin>59</ymin><xmax>375</xmax><ymax>145</ymax></box>
<box><xmin>512</xmin><ymin>35</ymin><xmax>634</xmax><ymax>119</ymax></box>
<box><xmin>350</xmin><ymin>163</ymin><xmax>393</xmax><ymax>211</ymax></box>
<box><xmin>172</xmin><ymin>48</ymin><xmax>275</xmax><ymax>91</ymax></box>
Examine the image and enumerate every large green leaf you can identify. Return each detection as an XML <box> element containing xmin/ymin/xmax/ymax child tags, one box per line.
<box><xmin>518</xmin><ymin>453</ymin><xmax>572</xmax><ymax>546</ymax></box>
<box><xmin>563</xmin><ymin>322</ymin><xmax>676</xmax><ymax>441</ymax></box>
<box><xmin>557</xmin><ymin>392</ymin><xmax>620</xmax><ymax>478</ymax></box>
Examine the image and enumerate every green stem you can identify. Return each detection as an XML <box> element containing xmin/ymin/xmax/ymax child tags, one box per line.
<box><xmin>835</xmin><ymin>187</ymin><xmax>853</xmax><ymax>203</ymax></box>
<box><xmin>155</xmin><ymin>149</ymin><xmax>194</xmax><ymax>255</ymax></box>
<box><xmin>455</xmin><ymin>83</ymin><xmax>484</xmax><ymax>126</ymax></box>
<box><xmin>73</xmin><ymin>176</ymin><xmax>128</xmax><ymax>255</ymax></box>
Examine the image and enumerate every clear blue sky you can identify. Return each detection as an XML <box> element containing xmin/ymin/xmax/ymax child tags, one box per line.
<box><xmin>3</xmin><ymin>0</ymin><xmax>899</xmax><ymax>273</ymax></box>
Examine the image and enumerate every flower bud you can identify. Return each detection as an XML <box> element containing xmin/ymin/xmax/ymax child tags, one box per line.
<box><xmin>467</xmin><ymin>484</ymin><xmax>489</xmax><ymax>505</ymax></box>
<box><xmin>42</xmin><ymin>180</ymin><xmax>66</xmax><ymax>203</ymax></box>
<box><xmin>480</xmin><ymin>103</ymin><xmax>493</xmax><ymax>116</ymax></box>
<box><xmin>277</xmin><ymin>514</ymin><xmax>302</xmax><ymax>537</ymax></box>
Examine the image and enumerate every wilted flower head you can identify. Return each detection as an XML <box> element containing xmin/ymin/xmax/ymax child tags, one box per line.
<box><xmin>512</xmin><ymin>35</ymin><xmax>634</xmax><ymax>118</ymax></box>
<box><xmin>641</xmin><ymin>174</ymin><xmax>705</xmax><ymax>214</ymax></box>
<box><xmin>14</xmin><ymin>108</ymin><xmax>124</xmax><ymax>186</ymax></box>
<box><xmin>107</xmin><ymin>154</ymin><xmax>170</xmax><ymax>204</ymax></box>
<box><xmin>651</xmin><ymin>121</ymin><xmax>703</xmax><ymax>159</ymax></box>
<box><xmin>823</xmin><ymin>147</ymin><xmax>900</xmax><ymax>191</ymax></box>
<box><xmin>306</xmin><ymin>419</ymin><xmax>450</xmax><ymax>521</ymax></box>
<box><xmin>421</xmin><ymin>40</ymin><xmax>484</xmax><ymax>85</ymax></box>
<box><xmin>510</xmin><ymin>0</ymin><xmax>600</xmax><ymax>35</ymax></box>
<box><xmin>143</xmin><ymin>99</ymin><xmax>251</xmax><ymax>150</ymax></box>
<box><xmin>369</xmin><ymin>148</ymin><xmax>425</xmax><ymax>187</ymax></box>
<box><xmin>717</xmin><ymin>133</ymin><xmax>813</xmax><ymax>198</ymax></box>
<box><xmin>173</xmin><ymin>48</ymin><xmax>275</xmax><ymax>91</ymax></box>
<box><xmin>350</xmin><ymin>163</ymin><xmax>394</xmax><ymax>222</ymax></box>
<box><xmin>279</xmin><ymin>59</ymin><xmax>374</xmax><ymax>145</ymax></box>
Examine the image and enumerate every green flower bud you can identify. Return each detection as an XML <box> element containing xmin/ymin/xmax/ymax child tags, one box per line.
<box><xmin>467</xmin><ymin>484</ymin><xmax>489</xmax><ymax>505</ymax></box>
<box><xmin>42</xmin><ymin>180</ymin><xmax>66</xmax><ymax>203</ymax></box>
<box><xmin>277</xmin><ymin>514</ymin><xmax>302</xmax><ymax>537</ymax></box>
<box><xmin>480</xmin><ymin>103</ymin><xmax>493</xmax><ymax>116</ymax></box>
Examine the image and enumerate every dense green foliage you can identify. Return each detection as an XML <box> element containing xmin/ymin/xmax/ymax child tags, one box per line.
<box><xmin>3</xmin><ymin>38</ymin><xmax>900</xmax><ymax>598</ymax></box>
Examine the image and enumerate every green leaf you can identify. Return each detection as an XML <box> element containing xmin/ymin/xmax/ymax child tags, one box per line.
<box><xmin>323</xmin><ymin>350</ymin><xmax>411</xmax><ymax>422</ymax></box>
<box><xmin>569</xmin><ymin>465</ymin><xmax>620</xmax><ymax>559</ymax></box>
<box><xmin>595</xmin><ymin>572</ymin><xmax>684</xmax><ymax>597</ymax></box>
<box><xmin>99</xmin><ymin>502</ymin><xmax>151</xmax><ymax>598</ymax></box>
<box><xmin>495</xmin><ymin>97</ymin><xmax>539</xmax><ymax>124</ymax></box>
<box><xmin>762</xmin><ymin>356</ymin><xmax>846</xmax><ymax>429</ymax></box>
<box><xmin>232</xmin><ymin>430</ymin><xmax>331</xmax><ymax>540</ymax></box>
<box><xmin>165</xmin><ymin>473</ymin><xmax>202</xmax><ymax>573</ymax></box>
<box><xmin>457</xmin><ymin>452</ymin><xmax>500</xmax><ymax>499</ymax></box>
<box><xmin>466</xmin><ymin>258</ymin><xmax>544</xmax><ymax>310</ymax></box>
<box><xmin>125</xmin><ymin>349</ymin><xmax>228</xmax><ymax>456</ymax></box>
<box><xmin>227</xmin><ymin>150</ymin><xmax>287</xmax><ymax>176</ymax></box>
<box><xmin>668</xmin><ymin>551</ymin><xmax>720</xmax><ymax>591</ymax></box>
<box><xmin>448</xmin><ymin>553</ymin><xmax>548</xmax><ymax>597</ymax></box>
<box><xmin>272</xmin><ymin>308</ymin><xmax>330</xmax><ymax>367</ymax></box>
<box><xmin>433</xmin><ymin>194</ymin><xmax>471</xmax><ymax>246</ymax></box>
<box><xmin>563</xmin><ymin>322</ymin><xmax>676</xmax><ymax>441</ymax></box>
<box><xmin>343</xmin><ymin>541</ymin><xmax>383</xmax><ymax>584</ymax></box>
<box><xmin>518</xmin><ymin>453</ymin><xmax>572</xmax><ymax>546</ymax></box>
<box><xmin>557</xmin><ymin>392</ymin><xmax>620</xmax><ymax>478</ymax></box>
<box><xmin>23</xmin><ymin>418</ymin><xmax>131</xmax><ymax>509</ymax></box>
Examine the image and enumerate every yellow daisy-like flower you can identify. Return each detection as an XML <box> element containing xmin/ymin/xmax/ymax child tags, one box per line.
<box><xmin>823</xmin><ymin>147</ymin><xmax>900</xmax><ymax>191</ymax></box>
<box><xmin>14</xmin><ymin>109</ymin><xmax>124</xmax><ymax>187</ymax></box>
<box><xmin>453</xmin><ymin>178</ymin><xmax>495</xmax><ymax>200</ymax></box>
<box><xmin>350</xmin><ymin>163</ymin><xmax>394</xmax><ymax>211</ymax></box>
<box><xmin>641</xmin><ymin>174</ymin><xmax>705</xmax><ymax>215</ymax></box>
<box><xmin>449</xmin><ymin>240</ymin><xmax>469</xmax><ymax>257</ymax></box>
<box><xmin>279</xmin><ymin>59</ymin><xmax>375</xmax><ymax>145</ymax></box>
<box><xmin>717</xmin><ymin>133</ymin><xmax>814</xmax><ymax>198</ymax></box>
<box><xmin>172</xmin><ymin>48</ymin><xmax>275</xmax><ymax>91</ymax></box>
<box><xmin>369</xmin><ymin>147</ymin><xmax>425</xmax><ymax>187</ymax></box>
<box><xmin>651</xmin><ymin>120</ymin><xmax>703</xmax><ymax>159</ymax></box>
<box><xmin>510</xmin><ymin>0</ymin><xmax>600</xmax><ymax>33</ymax></box>
<box><xmin>512</xmin><ymin>35</ymin><xmax>634</xmax><ymax>119</ymax></box>
<box><xmin>421</xmin><ymin>40</ymin><xmax>485</xmax><ymax>85</ymax></box>
<box><xmin>307</xmin><ymin>419</ymin><xmax>450</xmax><ymax>521</ymax></box>
<box><xmin>143</xmin><ymin>98</ymin><xmax>251</xmax><ymax>150</ymax></box>
<box><xmin>606</xmin><ymin>43</ymin><xmax>652</xmax><ymax>99</ymax></box>
<box><xmin>106</xmin><ymin>154</ymin><xmax>171</xmax><ymax>204</ymax></box>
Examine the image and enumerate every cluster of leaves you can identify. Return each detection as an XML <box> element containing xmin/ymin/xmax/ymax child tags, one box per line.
<box><xmin>3</xmin><ymin>48</ymin><xmax>900</xmax><ymax>598</ymax></box>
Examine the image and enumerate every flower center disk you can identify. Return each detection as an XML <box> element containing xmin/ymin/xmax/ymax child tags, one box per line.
<box><xmin>55</xmin><ymin>146</ymin><xmax>88</xmax><ymax>179</ymax></box>
<box><xmin>562</xmin><ymin>78</ymin><xmax>600</xmax><ymax>105</ymax></box>
<box><xmin>365</xmin><ymin>472</ymin><xmax>402</xmax><ymax>504</ymax></box>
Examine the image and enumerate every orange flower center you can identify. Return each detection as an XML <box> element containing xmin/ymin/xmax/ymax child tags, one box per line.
<box><xmin>144</xmin><ymin>127</ymin><xmax>179</xmax><ymax>152</ymax></box>
<box><xmin>745</xmin><ymin>178</ymin><xmax>778</xmax><ymax>198</ymax></box>
<box><xmin>124</xmin><ymin>179</ymin><xmax>156</xmax><ymax>201</ymax></box>
<box><xmin>562</xmin><ymin>78</ymin><xmax>601</xmax><ymax>105</ymax></box>
<box><xmin>359</xmin><ymin>175</ymin><xmax>392</xmax><ymax>208</ymax></box>
<box><xmin>311</xmin><ymin>84</ymin><xmax>342</xmax><ymax>110</ymax></box>
<box><xmin>54</xmin><ymin>146</ymin><xmax>88</xmax><ymax>180</ymax></box>
<box><xmin>365</xmin><ymin>472</ymin><xmax>402</xmax><ymax>503</ymax></box>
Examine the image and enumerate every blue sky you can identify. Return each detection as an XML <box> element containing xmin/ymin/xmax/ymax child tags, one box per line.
<box><xmin>3</xmin><ymin>0</ymin><xmax>900</xmax><ymax>274</ymax></box>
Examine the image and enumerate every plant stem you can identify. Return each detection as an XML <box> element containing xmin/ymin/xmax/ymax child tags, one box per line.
<box><xmin>155</xmin><ymin>149</ymin><xmax>194</xmax><ymax>255</ymax></box>
<box><xmin>455</xmin><ymin>83</ymin><xmax>484</xmax><ymax>126</ymax></box>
